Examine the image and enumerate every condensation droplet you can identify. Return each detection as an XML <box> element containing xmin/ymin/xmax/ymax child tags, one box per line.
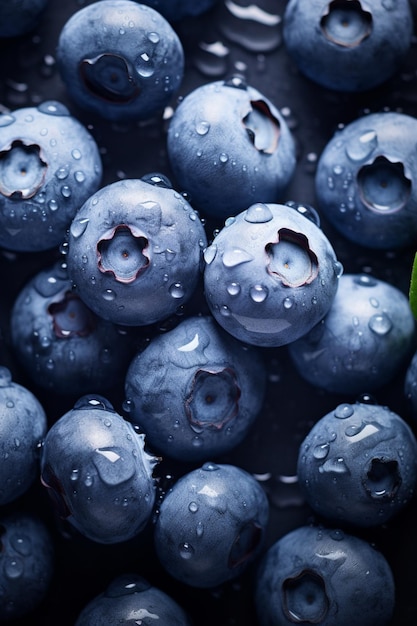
<box><xmin>334</xmin><ymin>403</ymin><xmax>355</xmax><ymax>419</ymax></box>
<box><xmin>245</xmin><ymin>202</ymin><xmax>273</xmax><ymax>223</ymax></box>
<box><xmin>369</xmin><ymin>313</ymin><xmax>393</xmax><ymax>336</ymax></box>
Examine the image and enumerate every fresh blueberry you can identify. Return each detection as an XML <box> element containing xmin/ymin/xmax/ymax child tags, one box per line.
<box><xmin>315</xmin><ymin>110</ymin><xmax>417</xmax><ymax>249</ymax></box>
<box><xmin>203</xmin><ymin>202</ymin><xmax>342</xmax><ymax>347</ymax></box>
<box><xmin>255</xmin><ymin>524</ymin><xmax>395</xmax><ymax>626</ymax></box>
<box><xmin>288</xmin><ymin>273</ymin><xmax>416</xmax><ymax>395</ymax></box>
<box><xmin>124</xmin><ymin>315</ymin><xmax>266</xmax><ymax>462</ymax></box>
<box><xmin>0</xmin><ymin>0</ymin><xmax>48</xmax><ymax>38</ymax></box>
<box><xmin>141</xmin><ymin>0</ymin><xmax>219</xmax><ymax>21</ymax></box>
<box><xmin>66</xmin><ymin>176</ymin><xmax>207</xmax><ymax>327</ymax></box>
<box><xmin>0</xmin><ymin>512</ymin><xmax>54</xmax><ymax>621</ymax></box>
<box><xmin>0</xmin><ymin>100</ymin><xmax>102</xmax><ymax>252</ymax></box>
<box><xmin>10</xmin><ymin>261</ymin><xmax>138</xmax><ymax>395</ymax></box>
<box><xmin>166</xmin><ymin>76</ymin><xmax>296</xmax><ymax>220</ymax></box>
<box><xmin>75</xmin><ymin>573</ymin><xmax>192</xmax><ymax>625</ymax></box>
<box><xmin>297</xmin><ymin>400</ymin><xmax>417</xmax><ymax>527</ymax></box>
<box><xmin>154</xmin><ymin>462</ymin><xmax>269</xmax><ymax>588</ymax></box>
<box><xmin>0</xmin><ymin>366</ymin><xmax>47</xmax><ymax>506</ymax></box>
<box><xmin>283</xmin><ymin>0</ymin><xmax>413</xmax><ymax>92</ymax></box>
<box><xmin>56</xmin><ymin>0</ymin><xmax>184</xmax><ymax>122</ymax></box>
<box><xmin>40</xmin><ymin>395</ymin><xmax>159</xmax><ymax>544</ymax></box>
<box><xmin>404</xmin><ymin>349</ymin><xmax>417</xmax><ymax>420</ymax></box>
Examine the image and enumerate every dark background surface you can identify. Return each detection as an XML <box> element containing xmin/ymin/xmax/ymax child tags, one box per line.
<box><xmin>1</xmin><ymin>0</ymin><xmax>417</xmax><ymax>624</ymax></box>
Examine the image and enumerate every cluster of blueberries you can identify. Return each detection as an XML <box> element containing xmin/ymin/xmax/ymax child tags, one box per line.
<box><xmin>1</xmin><ymin>0</ymin><xmax>417</xmax><ymax>624</ymax></box>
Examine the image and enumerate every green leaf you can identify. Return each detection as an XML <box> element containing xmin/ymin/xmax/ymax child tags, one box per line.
<box><xmin>409</xmin><ymin>252</ymin><xmax>417</xmax><ymax>320</ymax></box>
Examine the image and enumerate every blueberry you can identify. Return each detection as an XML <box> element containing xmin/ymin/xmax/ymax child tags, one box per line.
<box><xmin>166</xmin><ymin>76</ymin><xmax>296</xmax><ymax>220</ymax></box>
<box><xmin>255</xmin><ymin>524</ymin><xmax>395</xmax><ymax>626</ymax></box>
<box><xmin>66</xmin><ymin>176</ymin><xmax>207</xmax><ymax>326</ymax></box>
<box><xmin>141</xmin><ymin>0</ymin><xmax>219</xmax><ymax>21</ymax></box>
<box><xmin>40</xmin><ymin>395</ymin><xmax>159</xmax><ymax>544</ymax></box>
<box><xmin>0</xmin><ymin>366</ymin><xmax>47</xmax><ymax>506</ymax></box>
<box><xmin>124</xmin><ymin>315</ymin><xmax>266</xmax><ymax>462</ymax></box>
<box><xmin>75</xmin><ymin>573</ymin><xmax>192</xmax><ymax>625</ymax></box>
<box><xmin>154</xmin><ymin>462</ymin><xmax>269</xmax><ymax>588</ymax></box>
<box><xmin>297</xmin><ymin>400</ymin><xmax>417</xmax><ymax>527</ymax></box>
<box><xmin>0</xmin><ymin>0</ymin><xmax>48</xmax><ymax>39</ymax></box>
<box><xmin>315</xmin><ymin>110</ymin><xmax>417</xmax><ymax>249</ymax></box>
<box><xmin>203</xmin><ymin>202</ymin><xmax>342</xmax><ymax>347</ymax></box>
<box><xmin>10</xmin><ymin>261</ymin><xmax>138</xmax><ymax>395</ymax></box>
<box><xmin>56</xmin><ymin>0</ymin><xmax>184</xmax><ymax>122</ymax></box>
<box><xmin>0</xmin><ymin>101</ymin><xmax>102</xmax><ymax>252</ymax></box>
<box><xmin>0</xmin><ymin>512</ymin><xmax>54</xmax><ymax>621</ymax></box>
<box><xmin>283</xmin><ymin>0</ymin><xmax>413</xmax><ymax>92</ymax></box>
<box><xmin>288</xmin><ymin>273</ymin><xmax>416</xmax><ymax>395</ymax></box>
<box><xmin>404</xmin><ymin>349</ymin><xmax>417</xmax><ymax>420</ymax></box>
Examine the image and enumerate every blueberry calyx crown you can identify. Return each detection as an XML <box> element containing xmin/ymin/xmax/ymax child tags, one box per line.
<box><xmin>79</xmin><ymin>53</ymin><xmax>140</xmax><ymax>104</ymax></box>
<box><xmin>0</xmin><ymin>140</ymin><xmax>47</xmax><ymax>199</ymax></box>
<box><xmin>320</xmin><ymin>0</ymin><xmax>372</xmax><ymax>48</ymax></box>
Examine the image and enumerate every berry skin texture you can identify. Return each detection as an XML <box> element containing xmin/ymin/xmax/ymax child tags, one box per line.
<box><xmin>0</xmin><ymin>0</ymin><xmax>48</xmax><ymax>38</ymax></box>
<box><xmin>75</xmin><ymin>573</ymin><xmax>192</xmax><ymax>626</ymax></box>
<box><xmin>297</xmin><ymin>401</ymin><xmax>417</xmax><ymax>527</ymax></box>
<box><xmin>0</xmin><ymin>512</ymin><xmax>54</xmax><ymax>621</ymax></box>
<box><xmin>67</xmin><ymin>177</ymin><xmax>207</xmax><ymax>327</ymax></box>
<box><xmin>283</xmin><ymin>0</ymin><xmax>413</xmax><ymax>93</ymax></box>
<box><xmin>0</xmin><ymin>101</ymin><xmax>102</xmax><ymax>252</ymax></box>
<box><xmin>124</xmin><ymin>315</ymin><xmax>266</xmax><ymax>462</ymax></box>
<box><xmin>404</xmin><ymin>349</ymin><xmax>417</xmax><ymax>420</ymax></box>
<box><xmin>66</xmin><ymin>176</ymin><xmax>207</xmax><ymax>326</ymax></box>
<box><xmin>203</xmin><ymin>202</ymin><xmax>342</xmax><ymax>347</ymax></box>
<box><xmin>315</xmin><ymin>111</ymin><xmax>417</xmax><ymax>249</ymax></box>
<box><xmin>255</xmin><ymin>524</ymin><xmax>395</xmax><ymax>626</ymax></box>
<box><xmin>167</xmin><ymin>77</ymin><xmax>296</xmax><ymax>220</ymax></box>
<box><xmin>0</xmin><ymin>366</ymin><xmax>47</xmax><ymax>506</ymax></box>
<box><xmin>40</xmin><ymin>395</ymin><xmax>159</xmax><ymax>544</ymax></box>
<box><xmin>154</xmin><ymin>462</ymin><xmax>269</xmax><ymax>589</ymax></box>
<box><xmin>10</xmin><ymin>261</ymin><xmax>137</xmax><ymax>395</ymax></box>
<box><xmin>56</xmin><ymin>0</ymin><xmax>184</xmax><ymax>122</ymax></box>
<box><xmin>288</xmin><ymin>273</ymin><xmax>416</xmax><ymax>395</ymax></box>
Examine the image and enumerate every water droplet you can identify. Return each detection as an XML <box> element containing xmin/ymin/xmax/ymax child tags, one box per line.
<box><xmin>169</xmin><ymin>282</ymin><xmax>185</xmax><ymax>299</ymax></box>
<box><xmin>193</xmin><ymin>40</ymin><xmax>230</xmax><ymax>78</ymax></box>
<box><xmin>334</xmin><ymin>403</ymin><xmax>354</xmax><ymax>419</ymax></box>
<box><xmin>227</xmin><ymin>281</ymin><xmax>241</xmax><ymax>296</ymax></box>
<box><xmin>196</xmin><ymin>521</ymin><xmax>204</xmax><ymax>537</ymax></box>
<box><xmin>188</xmin><ymin>501</ymin><xmax>199</xmax><ymax>513</ymax></box>
<box><xmin>48</xmin><ymin>199</ymin><xmax>59</xmax><ymax>211</ymax></box>
<box><xmin>222</xmin><ymin>247</ymin><xmax>254</xmax><ymax>267</ymax></box>
<box><xmin>11</xmin><ymin>534</ymin><xmax>31</xmax><ymax>556</ymax></box>
<box><xmin>369</xmin><ymin>313</ymin><xmax>393</xmax><ymax>336</ymax></box>
<box><xmin>84</xmin><ymin>474</ymin><xmax>93</xmax><ymax>487</ymax></box>
<box><xmin>219</xmin><ymin>0</ymin><xmax>282</xmax><ymax>52</ymax></box>
<box><xmin>283</xmin><ymin>297</ymin><xmax>294</xmax><ymax>310</ymax></box>
<box><xmin>179</xmin><ymin>542</ymin><xmax>195</xmax><ymax>559</ymax></box>
<box><xmin>70</xmin><ymin>469</ymin><xmax>79</xmax><ymax>481</ymax></box>
<box><xmin>244</xmin><ymin>202</ymin><xmax>273</xmax><ymax>223</ymax></box>
<box><xmin>334</xmin><ymin>261</ymin><xmax>344</xmax><ymax>278</ymax></box>
<box><xmin>71</xmin><ymin>149</ymin><xmax>82</xmax><ymax>160</ymax></box>
<box><xmin>313</xmin><ymin>443</ymin><xmax>330</xmax><ymax>460</ymax></box>
<box><xmin>4</xmin><ymin>557</ymin><xmax>24</xmax><ymax>579</ymax></box>
<box><xmin>74</xmin><ymin>170</ymin><xmax>86</xmax><ymax>183</ymax></box>
<box><xmin>354</xmin><ymin>274</ymin><xmax>377</xmax><ymax>287</ymax></box>
<box><xmin>219</xmin><ymin>152</ymin><xmax>229</xmax><ymax>163</ymax></box>
<box><xmin>196</xmin><ymin>120</ymin><xmax>210</xmax><ymax>135</ymax></box>
<box><xmin>249</xmin><ymin>284</ymin><xmax>268</xmax><ymax>302</ymax></box>
<box><xmin>38</xmin><ymin>100</ymin><xmax>70</xmax><ymax>116</ymax></box>
<box><xmin>102</xmin><ymin>289</ymin><xmax>116</xmax><ymax>301</ymax></box>
<box><xmin>70</xmin><ymin>217</ymin><xmax>89</xmax><ymax>238</ymax></box>
<box><xmin>148</xmin><ymin>32</ymin><xmax>160</xmax><ymax>44</ymax></box>
<box><xmin>61</xmin><ymin>185</ymin><xmax>71</xmax><ymax>198</ymax></box>
<box><xmin>346</xmin><ymin>130</ymin><xmax>378</xmax><ymax>162</ymax></box>
<box><xmin>319</xmin><ymin>458</ymin><xmax>349</xmax><ymax>474</ymax></box>
<box><xmin>204</xmin><ymin>244</ymin><xmax>217</xmax><ymax>264</ymax></box>
<box><xmin>202</xmin><ymin>462</ymin><xmax>219</xmax><ymax>471</ymax></box>
<box><xmin>0</xmin><ymin>114</ymin><xmax>16</xmax><ymax>127</ymax></box>
<box><xmin>56</xmin><ymin>166</ymin><xmax>69</xmax><ymax>180</ymax></box>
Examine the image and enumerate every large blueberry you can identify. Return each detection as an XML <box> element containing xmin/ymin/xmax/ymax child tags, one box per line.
<box><xmin>40</xmin><ymin>395</ymin><xmax>159</xmax><ymax>543</ymax></box>
<box><xmin>0</xmin><ymin>101</ymin><xmax>102</xmax><ymax>252</ymax></box>
<box><xmin>66</xmin><ymin>177</ymin><xmax>207</xmax><ymax>326</ymax></box>
<box><xmin>154</xmin><ymin>462</ymin><xmax>269</xmax><ymax>588</ymax></box>
<box><xmin>283</xmin><ymin>0</ymin><xmax>413</xmax><ymax>92</ymax></box>
<box><xmin>167</xmin><ymin>76</ymin><xmax>296</xmax><ymax>220</ymax></box>
<box><xmin>141</xmin><ymin>0</ymin><xmax>219</xmax><ymax>21</ymax></box>
<box><xmin>10</xmin><ymin>261</ymin><xmax>138</xmax><ymax>395</ymax></box>
<box><xmin>297</xmin><ymin>401</ymin><xmax>417</xmax><ymax>527</ymax></box>
<box><xmin>315</xmin><ymin>111</ymin><xmax>417</xmax><ymax>249</ymax></box>
<box><xmin>0</xmin><ymin>366</ymin><xmax>47</xmax><ymax>506</ymax></box>
<box><xmin>0</xmin><ymin>512</ymin><xmax>54</xmax><ymax>621</ymax></box>
<box><xmin>75</xmin><ymin>573</ymin><xmax>192</xmax><ymax>625</ymax></box>
<box><xmin>255</xmin><ymin>524</ymin><xmax>395</xmax><ymax>626</ymax></box>
<box><xmin>0</xmin><ymin>0</ymin><xmax>48</xmax><ymax>38</ymax></box>
<box><xmin>288</xmin><ymin>273</ymin><xmax>416</xmax><ymax>395</ymax></box>
<box><xmin>56</xmin><ymin>0</ymin><xmax>184</xmax><ymax>122</ymax></box>
<box><xmin>124</xmin><ymin>315</ymin><xmax>266</xmax><ymax>461</ymax></box>
<box><xmin>203</xmin><ymin>202</ymin><xmax>342</xmax><ymax>347</ymax></box>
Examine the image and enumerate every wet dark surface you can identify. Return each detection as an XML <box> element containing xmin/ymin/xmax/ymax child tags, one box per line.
<box><xmin>1</xmin><ymin>1</ymin><xmax>417</xmax><ymax>624</ymax></box>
